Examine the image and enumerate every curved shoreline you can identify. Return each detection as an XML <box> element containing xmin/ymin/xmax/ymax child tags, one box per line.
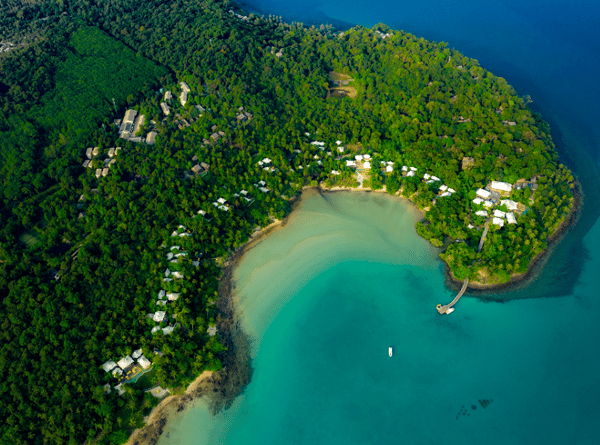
<box><xmin>317</xmin><ymin>182</ymin><xmax>582</xmax><ymax>295</ymax></box>
<box><xmin>443</xmin><ymin>180</ymin><xmax>583</xmax><ymax>296</ymax></box>
<box><xmin>123</xmin><ymin>371</ymin><xmax>215</xmax><ymax>445</ymax></box>
<box><xmin>138</xmin><ymin>183</ymin><xmax>580</xmax><ymax>443</ymax></box>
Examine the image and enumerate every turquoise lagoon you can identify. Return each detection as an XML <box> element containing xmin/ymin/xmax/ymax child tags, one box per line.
<box><xmin>157</xmin><ymin>0</ymin><xmax>600</xmax><ymax>442</ymax></box>
<box><xmin>158</xmin><ymin>191</ymin><xmax>600</xmax><ymax>444</ymax></box>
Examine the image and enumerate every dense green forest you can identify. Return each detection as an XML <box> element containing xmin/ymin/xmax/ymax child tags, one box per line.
<box><xmin>0</xmin><ymin>0</ymin><xmax>574</xmax><ymax>443</ymax></box>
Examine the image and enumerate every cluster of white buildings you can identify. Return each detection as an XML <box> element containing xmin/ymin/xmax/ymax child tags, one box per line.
<box><xmin>398</xmin><ymin>166</ymin><xmax>457</xmax><ymax>198</ymax></box>
<box><xmin>160</xmin><ymin>81</ymin><xmax>191</xmax><ymax>116</ymax></box>
<box><xmin>212</xmin><ymin>197</ymin><xmax>230</xmax><ymax>212</ymax></box>
<box><xmin>472</xmin><ymin>181</ymin><xmax>521</xmax><ymax>227</ymax></box>
<box><xmin>254</xmin><ymin>180</ymin><xmax>270</xmax><ymax>193</ymax></box>
<box><xmin>258</xmin><ymin>157</ymin><xmax>276</xmax><ymax>172</ymax></box>
<box><xmin>82</xmin><ymin>145</ymin><xmax>121</xmax><ymax>178</ymax></box>
<box><xmin>100</xmin><ymin>348</ymin><xmax>153</xmax><ymax>394</ymax></box>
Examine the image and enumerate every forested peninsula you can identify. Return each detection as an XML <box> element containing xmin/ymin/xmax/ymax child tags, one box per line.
<box><xmin>0</xmin><ymin>0</ymin><xmax>574</xmax><ymax>443</ymax></box>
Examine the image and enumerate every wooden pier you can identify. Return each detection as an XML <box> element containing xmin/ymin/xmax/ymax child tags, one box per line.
<box><xmin>437</xmin><ymin>277</ymin><xmax>469</xmax><ymax>314</ymax></box>
<box><xmin>436</xmin><ymin>219</ymin><xmax>490</xmax><ymax>314</ymax></box>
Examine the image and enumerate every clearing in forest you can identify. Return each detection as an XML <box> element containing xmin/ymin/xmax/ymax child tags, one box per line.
<box><xmin>328</xmin><ymin>71</ymin><xmax>357</xmax><ymax>98</ymax></box>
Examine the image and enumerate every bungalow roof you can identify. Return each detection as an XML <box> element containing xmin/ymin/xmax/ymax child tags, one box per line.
<box><xmin>506</xmin><ymin>212</ymin><xmax>517</xmax><ymax>224</ymax></box>
<box><xmin>101</xmin><ymin>360</ymin><xmax>118</xmax><ymax>372</ymax></box>
<box><xmin>476</xmin><ymin>188</ymin><xmax>491</xmax><ymax>199</ymax></box>
<box><xmin>492</xmin><ymin>217</ymin><xmax>505</xmax><ymax>227</ymax></box>
<box><xmin>500</xmin><ymin>199</ymin><xmax>519</xmax><ymax>210</ymax></box>
<box><xmin>114</xmin><ymin>383</ymin><xmax>125</xmax><ymax>396</ymax></box>
<box><xmin>166</xmin><ymin>292</ymin><xmax>180</xmax><ymax>301</ymax></box>
<box><xmin>153</xmin><ymin>311</ymin><xmax>166</xmax><ymax>322</ymax></box>
<box><xmin>117</xmin><ymin>355</ymin><xmax>134</xmax><ymax>369</ymax></box>
<box><xmin>132</xmin><ymin>349</ymin><xmax>143</xmax><ymax>359</ymax></box>
<box><xmin>138</xmin><ymin>356</ymin><xmax>152</xmax><ymax>369</ymax></box>
<box><xmin>490</xmin><ymin>181</ymin><xmax>512</xmax><ymax>193</ymax></box>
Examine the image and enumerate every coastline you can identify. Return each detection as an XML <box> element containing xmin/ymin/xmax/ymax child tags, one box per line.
<box><xmin>124</xmin><ymin>370</ymin><xmax>215</xmax><ymax>445</ymax></box>
<box><xmin>138</xmin><ymin>182</ymin><xmax>580</xmax><ymax>443</ymax></box>
<box><xmin>318</xmin><ymin>181</ymin><xmax>582</xmax><ymax>294</ymax></box>
<box><xmin>123</xmin><ymin>195</ymin><xmax>304</xmax><ymax>445</ymax></box>
<box><xmin>443</xmin><ymin>180</ymin><xmax>583</xmax><ymax>296</ymax></box>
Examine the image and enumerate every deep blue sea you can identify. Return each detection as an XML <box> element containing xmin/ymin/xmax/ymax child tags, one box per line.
<box><xmin>157</xmin><ymin>1</ymin><xmax>600</xmax><ymax>443</ymax></box>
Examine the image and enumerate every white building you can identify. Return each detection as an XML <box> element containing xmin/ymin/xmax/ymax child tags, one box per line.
<box><xmin>179</xmin><ymin>90</ymin><xmax>188</xmax><ymax>106</ymax></box>
<box><xmin>132</xmin><ymin>349</ymin><xmax>143</xmax><ymax>359</ymax></box>
<box><xmin>138</xmin><ymin>356</ymin><xmax>152</xmax><ymax>369</ymax></box>
<box><xmin>506</xmin><ymin>212</ymin><xmax>517</xmax><ymax>224</ymax></box>
<box><xmin>491</xmin><ymin>181</ymin><xmax>513</xmax><ymax>193</ymax></box>
<box><xmin>166</xmin><ymin>292</ymin><xmax>180</xmax><ymax>301</ymax></box>
<box><xmin>355</xmin><ymin>155</ymin><xmax>363</xmax><ymax>161</ymax></box>
<box><xmin>476</xmin><ymin>188</ymin><xmax>491</xmax><ymax>199</ymax></box>
<box><xmin>346</xmin><ymin>160</ymin><xmax>356</xmax><ymax>167</ymax></box>
<box><xmin>386</xmin><ymin>165</ymin><xmax>393</xmax><ymax>172</ymax></box>
<box><xmin>363</xmin><ymin>161</ymin><xmax>371</xmax><ymax>169</ymax></box>
<box><xmin>492</xmin><ymin>217</ymin><xmax>505</xmax><ymax>227</ymax></box>
<box><xmin>117</xmin><ymin>356</ymin><xmax>134</xmax><ymax>369</ymax></box>
<box><xmin>494</xmin><ymin>209</ymin><xmax>506</xmax><ymax>218</ymax></box>
<box><xmin>101</xmin><ymin>360</ymin><xmax>117</xmax><ymax>373</ymax></box>
<box><xmin>160</xmin><ymin>102</ymin><xmax>170</xmax><ymax>116</ymax></box>
<box><xmin>153</xmin><ymin>311</ymin><xmax>166</xmax><ymax>323</ymax></box>
<box><xmin>500</xmin><ymin>199</ymin><xmax>519</xmax><ymax>211</ymax></box>
<box><xmin>180</xmin><ymin>81</ymin><xmax>191</xmax><ymax>93</ymax></box>
<box><xmin>475</xmin><ymin>210</ymin><xmax>488</xmax><ymax>217</ymax></box>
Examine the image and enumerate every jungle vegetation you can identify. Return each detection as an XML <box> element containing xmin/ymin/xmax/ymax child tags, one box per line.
<box><xmin>0</xmin><ymin>0</ymin><xmax>574</xmax><ymax>443</ymax></box>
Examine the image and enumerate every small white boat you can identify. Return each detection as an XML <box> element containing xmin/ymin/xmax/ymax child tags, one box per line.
<box><xmin>447</xmin><ymin>308</ymin><xmax>455</xmax><ymax>314</ymax></box>
<box><xmin>389</xmin><ymin>347</ymin><xmax>393</xmax><ymax>357</ymax></box>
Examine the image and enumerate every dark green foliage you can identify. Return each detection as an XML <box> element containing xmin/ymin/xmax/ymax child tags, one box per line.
<box><xmin>0</xmin><ymin>0</ymin><xmax>574</xmax><ymax>443</ymax></box>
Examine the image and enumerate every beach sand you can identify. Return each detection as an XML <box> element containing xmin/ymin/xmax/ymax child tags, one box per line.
<box><xmin>124</xmin><ymin>371</ymin><xmax>215</xmax><ymax>445</ymax></box>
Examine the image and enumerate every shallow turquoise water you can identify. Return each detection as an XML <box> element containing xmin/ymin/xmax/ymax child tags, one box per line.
<box><xmin>158</xmin><ymin>191</ymin><xmax>600</xmax><ymax>444</ymax></box>
<box><xmin>157</xmin><ymin>0</ymin><xmax>600</xmax><ymax>442</ymax></box>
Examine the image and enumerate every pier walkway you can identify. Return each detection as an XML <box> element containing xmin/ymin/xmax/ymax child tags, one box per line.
<box><xmin>437</xmin><ymin>278</ymin><xmax>469</xmax><ymax>314</ymax></box>
<box><xmin>436</xmin><ymin>219</ymin><xmax>490</xmax><ymax>315</ymax></box>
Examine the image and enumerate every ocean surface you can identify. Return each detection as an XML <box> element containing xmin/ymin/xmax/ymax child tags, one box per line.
<box><xmin>158</xmin><ymin>1</ymin><xmax>600</xmax><ymax>443</ymax></box>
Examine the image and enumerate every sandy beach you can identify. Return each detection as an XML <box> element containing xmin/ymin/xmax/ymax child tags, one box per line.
<box><xmin>124</xmin><ymin>370</ymin><xmax>215</xmax><ymax>445</ymax></box>
<box><xmin>132</xmin><ymin>181</ymin><xmax>581</xmax><ymax>444</ymax></box>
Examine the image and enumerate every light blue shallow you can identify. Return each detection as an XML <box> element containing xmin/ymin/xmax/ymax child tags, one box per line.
<box><xmin>158</xmin><ymin>0</ymin><xmax>600</xmax><ymax>442</ymax></box>
<box><xmin>158</xmin><ymin>191</ymin><xmax>600</xmax><ymax>445</ymax></box>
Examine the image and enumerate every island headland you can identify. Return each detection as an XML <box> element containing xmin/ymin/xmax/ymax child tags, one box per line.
<box><xmin>0</xmin><ymin>0</ymin><xmax>576</xmax><ymax>443</ymax></box>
